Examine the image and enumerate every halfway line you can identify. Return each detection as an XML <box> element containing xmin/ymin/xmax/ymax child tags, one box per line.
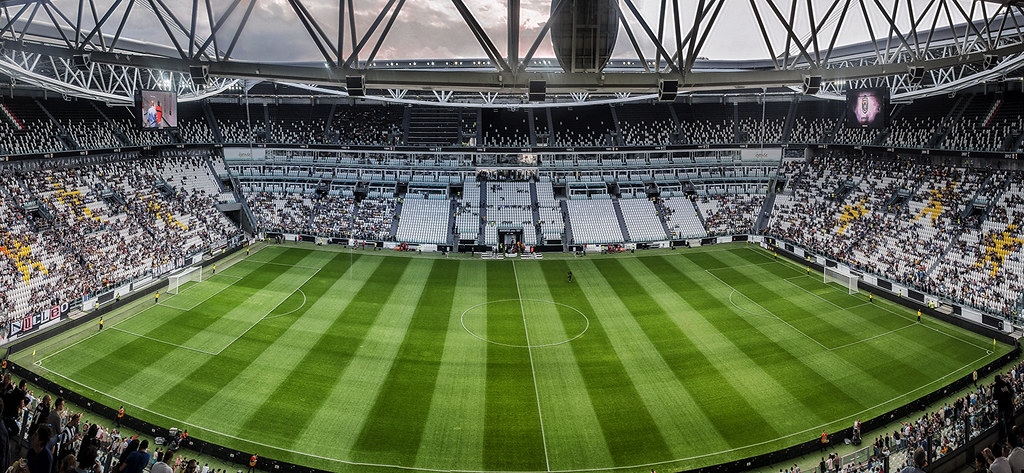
<box><xmin>512</xmin><ymin>261</ymin><xmax>552</xmax><ymax>472</ymax></box>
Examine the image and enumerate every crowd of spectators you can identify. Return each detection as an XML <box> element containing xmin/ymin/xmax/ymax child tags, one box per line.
<box><xmin>2</xmin><ymin>93</ymin><xmax>1024</xmax><ymax>153</ymax></box>
<box><xmin>352</xmin><ymin>197</ymin><xmax>396</xmax><ymax>241</ymax></box>
<box><xmin>0</xmin><ymin>154</ymin><xmax>242</xmax><ymax>330</ymax></box>
<box><xmin>787</xmin><ymin>360</ymin><xmax>1024</xmax><ymax>473</ymax></box>
<box><xmin>308</xmin><ymin>196</ymin><xmax>355</xmax><ymax>237</ymax></box>
<box><xmin>0</xmin><ymin>374</ymin><xmax>230</xmax><ymax>473</ymax></box>
<box><xmin>247</xmin><ymin>192</ymin><xmax>314</xmax><ymax>235</ymax></box>
<box><xmin>765</xmin><ymin>152</ymin><xmax>1023</xmax><ymax>317</ymax></box>
<box><xmin>697</xmin><ymin>194</ymin><xmax>766</xmax><ymax>236</ymax></box>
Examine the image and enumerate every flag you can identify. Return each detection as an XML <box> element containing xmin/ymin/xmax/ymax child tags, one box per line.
<box><xmin>32</xmin><ymin>349</ymin><xmax>35</xmax><ymax>357</ymax></box>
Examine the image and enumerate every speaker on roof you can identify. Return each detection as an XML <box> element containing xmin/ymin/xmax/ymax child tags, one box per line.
<box><xmin>658</xmin><ymin>79</ymin><xmax>678</xmax><ymax>102</ymax></box>
<box><xmin>908</xmin><ymin>66</ymin><xmax>925</xmax><ymax>85</ymax></box>
<box><xmin>984</xmin><ymin>55</ymin><xmax>1000</xmax><ymax>69</ymax></box>
<box><xmin>189</xmin><ymin>65</ymin><xmax>209</xmax><ymax>86</ymax></box>
<box><xmin>72</xmin><ymin>54</ymin><xmax>90</xmax><ymax>71</ymax></box>
<box><xmin>802</xmin><ymin>75</ymin><xmax>822</xmax><ymax>95</ymax></box>
<box><xmin>528</xmin><ymin>80</ymin><xmax>546</xmax><ymax>102</ymax></box>
<box><xmin>346</xmin><ymin>76</ymin><xmax>365</xmax><ymax>97</ymax></box>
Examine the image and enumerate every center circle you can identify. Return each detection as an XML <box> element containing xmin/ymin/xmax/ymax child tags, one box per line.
<box><xmin>460</xmin><ymin>299</ymin><xmax>590</xmax><ymax>348</ymax></box>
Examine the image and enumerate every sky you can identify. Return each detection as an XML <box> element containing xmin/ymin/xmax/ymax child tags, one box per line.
<box><xmin>37</xmin><ymin>0</ymin><xmax>993</xmax><ymax>65</ymax></box>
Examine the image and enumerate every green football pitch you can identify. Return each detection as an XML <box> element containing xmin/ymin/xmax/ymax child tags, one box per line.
<box><xmin>19</xmin><ymin>243</ymin><xmax>1009</xmax><ymax>473</ymax></box>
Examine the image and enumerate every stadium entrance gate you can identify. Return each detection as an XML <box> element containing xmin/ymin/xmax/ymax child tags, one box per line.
<box><xmin>498</xmin><ymin>228</ymin><xmax>524</xmax><ymax>251</ymax></box>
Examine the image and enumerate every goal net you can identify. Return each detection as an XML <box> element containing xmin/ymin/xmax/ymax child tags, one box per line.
<box><xmin>167</xmin><ymin>266</ymin><xmax>202</xmax><ymax>294</ymax></box>
<box><xmin>824</xmin><ymin>267</ymin><xmax>859</xmax><ymax>295</ymax></box>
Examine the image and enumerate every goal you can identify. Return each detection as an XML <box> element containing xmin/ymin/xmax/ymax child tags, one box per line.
<box><xmin>824</xmin><ymin>267</ymin><xmax>859</xmax><ymax>295</ymax></box>
<box><xmin>167</xmin><ymin>266</ymin><xmax>202</xmax><ymax>294</ymax></box>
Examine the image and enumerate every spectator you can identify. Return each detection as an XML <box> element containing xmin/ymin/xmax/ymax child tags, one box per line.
<box><xmin>150</xmin><ymin>450</ymin><xmax>173</xmax><ymax>473</ymax></box>
<box><xmin>118</xmin><ymin>439</ymin><xmax>150</xmax><ymax>473</ymax></box>
<box><xmin>899</xmin><ymin>447</ymin><xmax>927</xmax><ymax>473</ymax></box>
<box><xmin>25</xmin><ymin>425</ymin><xmax>52</xmax><ymax>473</ymax></box>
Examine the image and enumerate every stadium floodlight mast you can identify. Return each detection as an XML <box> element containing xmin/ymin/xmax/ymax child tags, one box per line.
<box><xmin>2</xmin><ymin>1</ymin><xmax>1024</xmax><ymax>107</ymax></box>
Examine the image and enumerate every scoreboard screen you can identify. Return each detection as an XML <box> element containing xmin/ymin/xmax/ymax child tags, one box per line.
<box><xmin>846</xmin><ymin>88</ymin><xmax>888</xmax><ymax>129</ymax></box>
<box><xmin>137</xmin><ymin>90</ymin><xmax>178</xmax><ymax>129</ymax></box>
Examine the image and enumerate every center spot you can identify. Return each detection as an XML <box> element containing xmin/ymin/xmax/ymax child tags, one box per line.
<box><xmin>460</xmin><ymin>299</ymin><xmax>589</xmax><ymax>348</ymax></box>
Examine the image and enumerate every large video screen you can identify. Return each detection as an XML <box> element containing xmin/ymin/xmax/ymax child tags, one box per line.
<box><xmin>846</xmin><ymin>88</ymin><xmax>888</xmax><ymax>129</ymax></box>
<box><xmin>138</xmin><ymin>90</ymin><xmax>177</xmax><ymax>129</ymax></box>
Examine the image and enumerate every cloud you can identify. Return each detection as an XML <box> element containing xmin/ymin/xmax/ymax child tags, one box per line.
<box><xmin>37</xmin><ymin>0</ymin><xmax>986</xmax><ymax>64</ymax></box>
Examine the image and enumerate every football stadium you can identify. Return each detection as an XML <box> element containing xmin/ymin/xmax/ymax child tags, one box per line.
<box><xmin>0</xmin><ymin>2</ymin><xmax>1024</xmax><ymax>473</ymax></box>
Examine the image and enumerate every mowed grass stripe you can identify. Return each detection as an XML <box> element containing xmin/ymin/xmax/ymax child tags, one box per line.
<box><xmin>104</xmin><ymin>251</ymin><xmax>326</xmax><ymax>407</ymax></box>
<box><xmin>483</xmin><ymin>261</ymin><xmax>546</xmax><ymax>472</ymax></box>
<box><xmin>237</xmin><ymin>257</ymin><xmax>412</xmax><ymax>451</ymax></box>
<box><xmin>696</xmin><ymin>252</ymin><xmax>971</xmax><ymax>395</ymax></box>
<box><xmin>150</xmin><ymin>274</ymin><xmax>242</xmax><ymax>312</ymax></box>
<box><xmin>415</xmin><ymin>261</ymin><xmax>488</xmax><ymax>471</ymax></box>
<box><xmin>32</xmin><ymin>244</ymin><xmax>1012</xmax><ymax>473</ymax></box>
<box><xmin>119</xmin><ymin>250</ymin><xmax>322</xmax><ymax>350</ymax></box>
<box><xmin>512</xmin><ymin>262</ymin><xmax>615</xmax><ymax>470</ymax></box>
<box><xmin>48</xmin><ymin>249</ymin><xmax>309</xmax><ymax>399</ymax></box>
<box><xmin>730</xmin><ymin>257</ymin><xmax>988</xmax><ymax>370</ymax></box>
<box><xmin>777</xmin><ymin>272</ymin><xmax>990</xmax><ymax>362</ymax></box>
<box><xmin>141</xmin><ymin>252</ymin><xmax>361</xmax><ymax>457</ymax></box>
<box><xmin>532</xmin><ymin>260</ymin><xmax>670</xmax><ymax>468</ymax></box>
<box><xmin>591</xmin><ymin>258</ymin><xmax>781</xmax><ymax>448</ymax></box>
<box><xmin>300</xmin><ymin>259</ymin><xmax>434</xmax><ymax>458</ymax></box>
<box><xmin>619</xmin><ymin>256</ymin><xmax>825</xmax><ymax>433</ymax></box>
<box><xmin>635</xmin><ymin>254</ymin><xmax>866</xmax><ymax>429</ymax></box>
<box><xmin>350</xmin><ymin>260</ymin><xmax>459</xmax><ymax>466</ymax></box>
<box><xmin>567</xmin><ymin>260</ymin><xmax>730</xmax><ymax>456</ymax></box>
<box><xmin>195</xmin><ymin>254</ymin><xmax>382</xmax><ymax>468</ymax></box>
<box><xmin>671</xmin><ymin>249</ymin><xmax>999</xmax><ymax>414</ymax></box>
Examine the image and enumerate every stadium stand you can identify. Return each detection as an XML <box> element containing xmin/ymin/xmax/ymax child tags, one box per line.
<box><xmin>696</xmin><ymin>194</ymin><xmax>766</xmax><ymax>236</ymax></box>
<box><xmin>455</xmin><ymin>182</ymin><xmax>482</xmax><ymax>242</ymax></box>
<box><xmin>0</xmin><ymin>93</ymin><xmax>1023</xmax><ymax>324</ymax></box>
<box><xmin>565</xmin><ymin>199</ymin><xmax>624</xmax><ymax>244</ymax></box>
<box><xmin>615</xmin><ymin>104</ymin><xmax>678</xmax><ymax>146</ymax></box>
<box><xmin>0</xmin><ymin>152</ymin><xmax>243</xmax><ymax>327</ymax></box>
<box><xmin>659</xmin><ymin>196</ymin><xmax>708</xmax><ymax>239</ymax></box>
<box><xmin>535</xmin><ymin>181</ymin><xmax>564</xmax><ymax>243</ymax></box>
<box><xmin>352</xmin><ymin>196</ymin><xmax>396</xmax><ymax>241</ymax></box>
<box><xmin>396</xmin><ymin>196</ymin><xmax>451</xmax><ymax>244</ymax></box>
<box><xmin>482</xmin><ymin>109</ymin><xmax>531</xmax><ymax>148</ymax></box>
<box><xmin>617</xmin><ymin>198</ymin><xmax>667</xmax><ymax>242</ymax></box>
<box><xmin>483</xmin><ymin>182</ymin><xmax>536</xmax><ymax>246</ymax></box>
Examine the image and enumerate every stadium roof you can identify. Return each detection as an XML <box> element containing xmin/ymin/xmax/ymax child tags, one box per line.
<box><xmin>2</xmin><ymin>0</ymin><xmax>1024</xmax><ymax>107</ymax></box>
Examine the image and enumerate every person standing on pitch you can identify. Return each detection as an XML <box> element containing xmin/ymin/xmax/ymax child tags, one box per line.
<box><xmin>247</xmin><ymin>453</ymin><xmax>257</xmax><ymax>473</ymax></box>
<box><xmin>98</xmin><ymin>317</ymin><xmax>103</xmax><ymax>331</ymax></box>
<box><xmin>567</xmin><ymin>270</ymin><xmax>573</xmax><ymax>283</ymax></box>
<box><xmin>917</xmin><ymin>309</ymin><xmax>921</xmax><ymax>323</ymax></box>
<box><xmin>154</xmin><ymin>292</ymin><xmax>159</xmax><ymax>304</ymax></box>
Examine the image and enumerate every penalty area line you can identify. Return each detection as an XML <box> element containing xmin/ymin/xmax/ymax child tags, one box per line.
<box><xmin>704</xmin><ymin>268</ymin><xmax>831</xmax><ymax>351</ymax></box>
<box><xmin>213</xmin><ymin>267</ymin><xmax>322</xmax><ymax>355</ymax></box>
<box><xmin>238</xmin><ymin>259</ymin><xmax>323</xmax><ymax>270</ymax></box>
<box><xmin>107</xmin><ymin>328</ymin><xmax>219</xmax><ymax>355</ymax></box>
<box><xmin>782</xmin><ymin>276</ymin><xmax>994</xmax><ymax>353</ymax></box>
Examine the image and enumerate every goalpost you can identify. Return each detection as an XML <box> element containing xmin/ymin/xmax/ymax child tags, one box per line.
<box><xmin>167</xmin><ymin>266</ymin><xmax>202</xmax><ymax>294</ymax></box>
<box><xmin>824</xmin><ymin>267</ymin><xmax>860</xmax><ymax>295</ymax></box>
